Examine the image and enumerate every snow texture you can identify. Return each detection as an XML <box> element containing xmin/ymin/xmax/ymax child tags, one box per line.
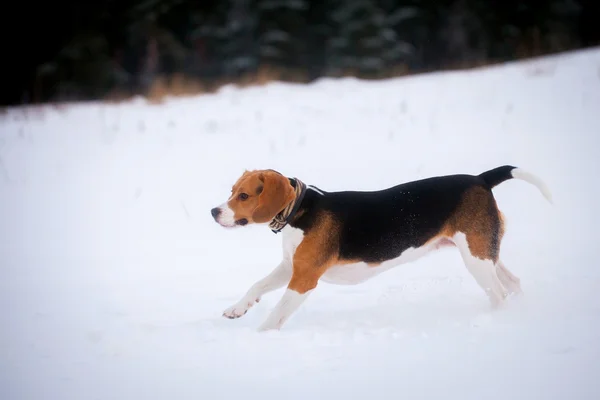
<box><xmin>1</xmin><ymin>48</ymin><xmax>600</xmax><ymax>400</ymax></box>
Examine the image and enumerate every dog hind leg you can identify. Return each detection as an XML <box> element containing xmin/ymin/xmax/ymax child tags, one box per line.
<box><xmin>453</xmin><ymin>232</ymin><xmax>508</xmax><ymax>308</ymax></box>
<box><xmin>496</xmin><ymin>259</ymin><xmax>522</xmax><ymax>295</ymax></box>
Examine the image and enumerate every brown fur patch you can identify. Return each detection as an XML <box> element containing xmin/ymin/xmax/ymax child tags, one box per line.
<box><xmin>443</xmin><ymin>186</ymin><xmax>503</xmax><ymax>262</ymax></box>
<box><xmin>288</xmin><ymin>212</ymin><xmax>341</xmax><ymax>294</ymax></box>
<box><xmin>498</xmin><ymin>210</ymin><xmax>506</xmax><ymax>244</ymax></box>
<box><xmin>226</xmin><ymin>169</ymin><xmax>295</xmax><ymax>224</ymax></box>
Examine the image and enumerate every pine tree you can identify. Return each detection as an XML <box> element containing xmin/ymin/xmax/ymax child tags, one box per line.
<box><xmin>326</xmin><ymin>0</ymin><xmax>416</xmax><ymax>77</ymax></box>
<box><xmin>545</xmin><ymin>0</ymin><xmax>582</xmax><ymax>52</ymax></box>
<box><xmin>438</xmin><ymin>0</ymin><xmax>488</xmax><ymax>66</ymax></box>
<box><xmin>256</xmin><ymin>0</ymin><xmax>310</xmax><ymax>73</ymax></box>
<box><xmin>192</xmin><ymin>0</ymin><xmax>259</xmax><ymax>79</ymax></box>
<box><xmin>305</xmin><ymin>0</ymin><xmax>331</xmax><ymax>80</ymax></box>
<box><xmin>223</xmin><ymin>0</ymin><xmax>260</xmax><ymax>76</ymax></box>
<box><xmin>380</xmin><ymin>0</ymin><xmax>421</xmax><ymax>70</ymax></box>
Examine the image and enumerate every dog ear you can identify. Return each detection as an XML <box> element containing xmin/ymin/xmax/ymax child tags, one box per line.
<box><xmin>252</xmin><ymin>171</ymin><xmax>295</xmax><ymax>223</ymax></box>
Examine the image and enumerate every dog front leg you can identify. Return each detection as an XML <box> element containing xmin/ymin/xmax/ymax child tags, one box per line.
<box><xmin>256</xmin><ymin>285</ymin><xmax>314</xmax><ymax>331</ymax></box>
<box><xmin>222</xmin><ymin>260</ymin><xmax>292</xmax><ymax>319</ymax></box>
<box><xmin>257</xmin><ymin>256</ymin><xmax>325</xmax><ymax>331</ymax></box>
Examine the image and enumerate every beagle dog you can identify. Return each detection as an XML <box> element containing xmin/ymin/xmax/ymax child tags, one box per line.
<box><xmin>211</xmin><ymin>166</ymin><xmax>552</xmax><ymax>331</ymax></box>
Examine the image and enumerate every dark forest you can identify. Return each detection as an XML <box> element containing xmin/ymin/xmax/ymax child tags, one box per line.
<box><xmin>4</xmin><ymin>0</ymin><xmax>599</xmax><ymax>106</ymax></box>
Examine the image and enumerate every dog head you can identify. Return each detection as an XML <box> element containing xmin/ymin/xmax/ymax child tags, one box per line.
<box><xmin>211</xmin><ymin>169</ymin><xmax>295</xmax><ymax>228</ymax></box>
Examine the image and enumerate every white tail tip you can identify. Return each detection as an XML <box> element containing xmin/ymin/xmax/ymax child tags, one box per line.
<box><xmin>511</xmin><ymin>168</ymin><xmax>553</xmax><ymax>204</ymax></box>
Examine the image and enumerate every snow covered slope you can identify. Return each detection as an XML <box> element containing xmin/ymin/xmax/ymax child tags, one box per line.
<box><xmin>1</xmin><ymin>47</ymin><xmax>600</xmax><ymax>400</ymax></box>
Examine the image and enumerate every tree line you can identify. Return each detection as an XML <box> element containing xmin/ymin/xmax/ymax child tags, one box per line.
<box><xmin>5</xmin><ymin>0</ymin><xmax>599</xmax><ymax>106</ymax></box>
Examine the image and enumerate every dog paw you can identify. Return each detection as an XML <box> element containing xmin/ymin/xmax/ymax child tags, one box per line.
<box><xmin>257</xmin><ymin>319</ymin><xmax>282</xmax><ymax>332</ymax></box>
<box><xmin>222</xmin><ymin>298</ymin><xmax>260</xmax><ymax>319</ymax></box>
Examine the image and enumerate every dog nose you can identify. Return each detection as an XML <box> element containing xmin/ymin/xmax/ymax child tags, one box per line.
<box><xmin>211</xmin><ymin>207</ymin><xmax>221</xmax><ymax>219</ymax></box>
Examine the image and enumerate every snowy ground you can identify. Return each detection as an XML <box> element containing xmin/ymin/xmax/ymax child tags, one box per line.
<box><xmin>1</xmin><ymin>47</ymin><xmax>600</xmax><ymax>400</ymax></box>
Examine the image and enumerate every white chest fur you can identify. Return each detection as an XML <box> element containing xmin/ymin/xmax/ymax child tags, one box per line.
<box><xmin>281</xmin><ymin>225</ymin><xmax>304</xmax><ymax>262</ymax></box>
<box><xmin>280</xmin><ymin>225</ymin><xmax>441</xmax><ymax>285</ymax></box>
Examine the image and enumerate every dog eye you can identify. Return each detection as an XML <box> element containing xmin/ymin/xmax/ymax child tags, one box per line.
<box><xmin>238</xmin><ymin>193</ymin><xmax>249</xmax><ymax>200</ymax></box>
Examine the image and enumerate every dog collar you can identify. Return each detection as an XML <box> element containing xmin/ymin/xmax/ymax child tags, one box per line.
<box><xmin>269</xmin><ymin>177</ymin><xmax>307</xmax><ymax>234</ymax></box>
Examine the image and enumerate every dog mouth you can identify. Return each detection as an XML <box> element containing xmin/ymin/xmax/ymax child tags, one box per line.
<box><xmin>216</xmin><ymin>218</ymin><xmax>248</xmax><ymax>228</ymax></box>
<box><xmin>211</xmin><ymin>206</ymin><xmax>248</xmax><ymax>228</ymax></box>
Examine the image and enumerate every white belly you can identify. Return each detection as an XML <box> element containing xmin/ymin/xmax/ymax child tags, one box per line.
<box><xmin>321</xmin><ymin>241</ymin><xmax>444</xmax><ymax>285</ymax></box>
<box><xmin>321</xmin><ymin>262</ymin><xmax>392</xmax><ymax>285</ymax></box>
<box><xmin>281</xmin><ymin>225</ymin><xmax>451</xmax><ymax>286</ymax></box>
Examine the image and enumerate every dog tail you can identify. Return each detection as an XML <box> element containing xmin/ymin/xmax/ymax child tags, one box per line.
<box><xmin>479</xmin><ymin>165</ymin><xmax>553</xmax><ymax>204</ymax></box>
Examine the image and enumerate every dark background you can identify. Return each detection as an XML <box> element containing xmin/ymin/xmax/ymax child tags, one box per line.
<box><xmin>3</xmin><ymin>0</ymin><xmax>599</xmax><ymax>107</ymax></box>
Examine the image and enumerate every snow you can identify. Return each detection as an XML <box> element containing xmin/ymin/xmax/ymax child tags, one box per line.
<box><xmin>2</xmin><ymin>47</ymin><xmax>600</xmax><ymax>399</ymax></box>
